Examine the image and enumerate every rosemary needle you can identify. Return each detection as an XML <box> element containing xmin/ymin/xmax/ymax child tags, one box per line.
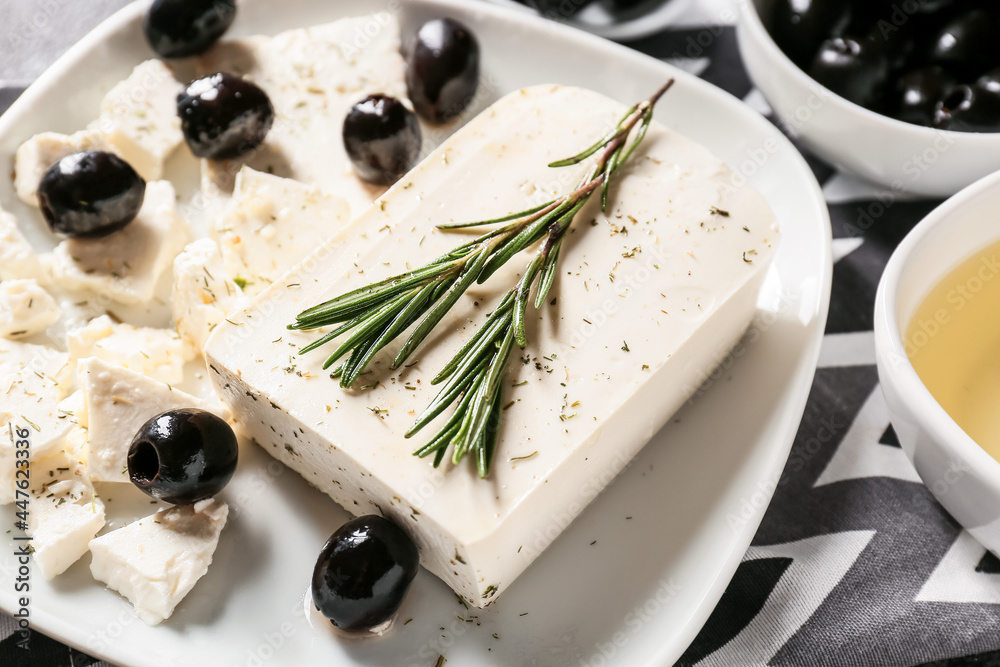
<box><xmin>291</xmin><ymin>80</ymin><xmax>675</xmax><ymax>476</ymax></box>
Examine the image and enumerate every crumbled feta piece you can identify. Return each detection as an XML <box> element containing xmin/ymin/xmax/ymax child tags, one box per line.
<box><xmin>214</xmin><ymin>168</ymin><xmax>350</xmax><ymax>297</ymax></box>
<box><xmin>0</xmin><ymin>279</ymin><xmax>61</xmax><ymax>339</ymax></box>
<box><xmin>56</xmin><ymin>389</ymin><xmax>88</xmax><ymax>428</ymax></box>
<box><xmin>49</xmin><ymin>180</ymin><xmax>192</xmax><ymax>306</ymax></box>
<box><xmin>89</xmin><ymin>498</ymin><xmax>229</xmax><ymax>625</ymax></box>
<box><xmin>0</xmin><ymin>338</ymin><xmax>72</xmax><ymax>462</ymax></box>
<box><xmin>0</xmin><ymin>348</ymin><xmax>76</xmax><ymax>505</ymax></box>
<box><xmin>171</xmin><ymin>239</ymin><xmax>238</xmax><ymax>354</ymax></box>
<box><xmin>78</xmin><ymin>356</ymin><xmax>218</xmax><ymax>483</ymax></box>
<box><xmin>13</xmin><ymin>130</ymin><xmax>113</xmax><ymax>207</ymax></box>
<box><xmin>0</xmin><ymin>208</ymin><xmax>46</xmax><ymax>283</ymax></box>
<box><xmin>197</xmin><ymin>15</ymin><xmax>408</xmax><ymax>217</ymax></box>
<box><xmin>67</xmin><ymin>315</ymin><xmax>192</xmax><ymax>385</ymax></box>
<box><xmin>90</xmin><ymin>60</ymin><xmax>185</xmax><ymax>182</ymax></box>
<box><xmin>28</xmin><ymin>474</ymin><xmax>105</xmax><ymax>579</ymax></box>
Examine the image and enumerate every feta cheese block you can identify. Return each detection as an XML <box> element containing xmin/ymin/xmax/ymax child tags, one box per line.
<box><xmin>77</xmin><ymin>356</ymin><xmax>218</xmax><ymax>483</ymax></box>
<box><xmin>206</xmin><ymin>85</ymin><xmax>781</xmax><ymax>605</ymax></box>
<box><xmin>68</xmin><ymin>315</ymin><xmax>193</xmax><ymax>385</ymax></box>
<box><xmin>89</xmin><ymin>498</ymin><xmax>229</xmax><ymax>625</ymax></box>
<box><xmin>0</xmin><ymin>279</ymin><xmax>61</xmax><ymax>339</ymax></box>
<box><xmin>28</xmin><ymin>476</ymin><xmax>105</xmax><ymax>579</ymax></box>
<box><xmin>172</xmin><ymin>239</ymin><xmax>239</xmax><ymax>354</ymax></box>
<box><xmin>49</xmin><ymin>181</ymin><xmax>191</xmax><ymax>306</ymax></box>
<box><xmin>89</xmin><ymin>59</ymin><xmax>185</xmax><ymax>182</ymax></box>
<box><xmin>0</xmin><ymin>207</ymin><xmax>46</xmax><ymax>282</ymax></box>
<box><xmin>196</xmin><ymin>15</ymin><xmax>408</xmax><ymax>217</ymax></box>
<box><xmin>213</xmin><ymin>167</ymin><xmax>351</xmax><ymax>297</ymax></box>
<box><xmin>13</xmin><ymin>130</ymin><xmax>113</xmax><ymax>207</ymax></box>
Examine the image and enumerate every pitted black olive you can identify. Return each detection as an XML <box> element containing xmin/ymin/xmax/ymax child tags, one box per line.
<box><xmin>128</xmin><ymin>408</ymin><xmax>239</xmax><ymax>505</ymax></box>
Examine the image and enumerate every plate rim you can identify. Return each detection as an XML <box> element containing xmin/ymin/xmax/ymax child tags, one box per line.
<box><xmin>0</xmin><ymin>0</ymin><xmax>833</xmax><ymax>664</ymax></box>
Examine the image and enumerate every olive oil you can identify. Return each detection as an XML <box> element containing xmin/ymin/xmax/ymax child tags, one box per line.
<box><xmin>906</xmin><ymin>239</ymin><xmax>1000</xmax><ymax>459</ymax></box>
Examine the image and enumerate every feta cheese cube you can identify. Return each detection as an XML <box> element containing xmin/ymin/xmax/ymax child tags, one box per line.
<box><xmin>13</xmin><ymin>130</ymin><xmax>113</xmax><ymax>207</ymax></box>
<box><xmin>0</xmin><ymin>342</ymin><xmax>75</xmax><ymax>505</ymax></box>
<box><xmin>0</xmin><ymin>338</ymin><xmax>72</xmax><ymax>459</ymax></box>
<box><xmin>14</xmin><ymin>61</ymin><xmax>184</xmax><ymax>207</ymax></box>
<box><xmin>0</xmin><ymin>279</ymin><xmax>61</xmax><ymax>339</ymax></box>
<box><xmin>90</xmin><ymin>59</ymin><xmax>185</xmax><ymax>182</ymax></box>
<box><xmin>207</xmin><ymin>85</ymin><xmax>781</xmax><ymax>606</ymax></box>
<box><xmin>28</xmin><ymin>476</ymin><xmax>105</xmax><ymax>580</ymax></box>
<box><xmin>0</xmin><ymin>208</ymin><xmax>46</xmax><ymax>283</ymax></box>
<box><xmin>197</xmin><ymin>15</ymin><xmax>408</xmax><ymax>218</ymax></box>
<box><xmin>49</xmin><ymin>180</ymin><xmax>192</xmax><ymax>306</ymax></box>
<box><xmin>67</xmin><ymin>315</ymin><xmax>193</xmax><ymax>385</ymax></box>
<box><xmin>56</xmin><ymin>389</ymin><xmax>88</xmax><ymax>429</ymax></box>
<box><xmin>171</xmin><ymin>239</ymin><xmax>238</xmax><ymax>354</ymax></box>
<box><xmin>77</xmin><ymin>356</ymin><xmax>218</xmax><ymax>482</ymax></box>
<box><xmin>89</xmin><ymin>498</ymin><xmax>229</xmax><ymax>625</ymax></box>
<box><xmin>214</xmin><ymin>168</ymin><xmax>351</xmax><ymax>297</ymax></box>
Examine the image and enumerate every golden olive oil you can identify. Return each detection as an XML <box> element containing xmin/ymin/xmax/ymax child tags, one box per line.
<box><xmin>906</xmin><ymin>240</ymin><xmax>1000</xmax><ymax>459</ymax></box>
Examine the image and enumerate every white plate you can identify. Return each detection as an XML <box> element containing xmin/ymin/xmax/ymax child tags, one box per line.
<box><xmin>482</xmin><ymin>0</ymin><xmax>695</xmax><ymax>41</ymax></box>
<box><xmin>0</xmin><ymin>0</ymin><xmax>831</xmax><ymax>665</ymax></box>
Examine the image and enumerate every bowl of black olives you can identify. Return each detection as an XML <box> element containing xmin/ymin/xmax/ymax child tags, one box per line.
<box><xmin>736</xmin><ymin>0</ymin><xmax>1000</xmax><ymax>197</ymax></box>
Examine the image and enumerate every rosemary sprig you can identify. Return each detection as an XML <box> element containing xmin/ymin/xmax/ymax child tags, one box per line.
<box><xmin>290</xmin><ymin>80</ymin><xmax>674</xmax><ymax>476</ymax></box>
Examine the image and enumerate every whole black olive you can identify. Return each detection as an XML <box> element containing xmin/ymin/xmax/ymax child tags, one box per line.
<box><xmin>405</xmin><ymin>18</ymin><xmax>480</xmax><ymax>124</ymax></box>
<box><xmin>770</xmin><ymin>0</ymin><xmax>852</xmax><ymax>69</ymax></box>
<box><xmin>978</xmin><ymin>67</ymin><xmax>1000</xmax><ymax>96</ymax></box>
<box><xmin>37</xmin><ymin>151</ymin><xmax>145</xmax><ymax>238</ymax></box>
<box><xmin>342</xmin><ymin>94</ymin><xmax>422</xmax><ymax>185</ymax></box>
<box><xmin>524</xmin><ymin>0</ymin><xmax>596</xmax><ymax>18</ymax></box>
<box><xmin>312</xmin><ymin>515</ymin><xmax>419</xmax><ymax>632</ymax></box>
<box><xmin>934</xmin><ymin>84</ymin><xmax>1000</xmax><ymax>133</ymax></box>
<box><xmin>809</xmin><ymin>36</ymin><xmax>891</xmax><ymax>109</ymax></box>
<box><xmin>177</xmin><ymin>73</ymin><xmax>275</xmax><ymax>160</ymax></box>
<box><xmin>127</xmin><ymin>408</ymin><xmax>239</xmax><ymax>505</ymax></box>
<box><xmin>144</xmin><ymin>0</ymin><xmax>236</xmax><ymax>59</ymax></box>
<box><xmin>894</xmin><ymin>66</ymin><xmax>956</xmax><ymax>127</ymax></box>
<box><xmin>928</xmin><ymin>9</ymin><xmax>997</xmax><ymax>80</ymax></box>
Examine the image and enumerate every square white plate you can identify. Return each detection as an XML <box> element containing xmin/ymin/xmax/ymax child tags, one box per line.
<box><xmin>0</xmin><ymin>0</ymin><xmax>831</xmax><ymax>665</ymax></box>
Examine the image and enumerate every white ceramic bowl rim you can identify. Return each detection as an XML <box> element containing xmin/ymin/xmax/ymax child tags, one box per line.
<box><xmin>738</xmin><ymin>0</ymin><xmax>1000</xmax><ymax>145</ymax></box>
<box><xmin>875</xmin><ymin>169</ymin><xmax>1000</xmax><ymax>490</ymax></box>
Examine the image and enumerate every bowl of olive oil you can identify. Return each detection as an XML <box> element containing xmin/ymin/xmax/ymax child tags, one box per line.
<box><xmin>876</xmin><ymin>169</ymin><xmax>1000</xmax><ymax>556</ymax></box>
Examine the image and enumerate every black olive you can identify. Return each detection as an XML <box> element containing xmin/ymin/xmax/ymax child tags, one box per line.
<box><xmin>809</xmin><ymin>36</ymin><xmax>890</xmax><ymax>109</ymax></box>
<box><xmin>342</xmin><ymin>94</ymin><xmax>421</xmax><ymax>185</ymax></box>
<box><xmin>978</xmin><ymin>67</ymin><xmax>1000</xmax><ymax>96</ymax></box>
<box><xmin>177</xmin><ymin>73</ymin><xmax>275</xmax><ymax>160</ymax></box>
<box><xmin>894</xmin><ymin>66</ymin><xmax>956</xmax><ymax>127</ymax></box>
<box><xmin>934</xmin><ymin>84</ymin><xmax>1000</xmax><ymax>133</ymax></box>
<box><xmin>37</xmin><ymin>151</ymin><xmax>145</xmax><ymax>239</ymax></box>
<box><xmin>769</xmin><ymin>0</ymin><xmax>852</xmax><ymax>69</ymax></box>
<box><xmin>405</xmin><ymin>18</ymin><xmax>480</xmax><ymax>124</ymax></box>
<box><xmin>312</xmin><ymin>515</ymin><xmax>419</xmax><ymax>632</ymax></box>
<box><xmin>523</xmin><ymin>0</ymin><xmax>596</xmax><ymax>18</ymax></box>
<box><xmin>127</xmin><ymin>408</ymin><xmax>238</xmax><ymax>505</ymax></box>
<box><xmin>144</xmin><ymin>0</ymin><xmax>236</xmax><ymax>59</ymax></box>
<box><xmin>928</xmin><ymin>9</ymin><xmax>997</xmax><ymax>80</ymax></box>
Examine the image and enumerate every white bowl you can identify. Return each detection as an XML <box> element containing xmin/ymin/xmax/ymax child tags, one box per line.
<box><xmin>484</xmin><ymin>0</ymin><xmax>696</xmax><ymax>41</ymax></box>
<box><xmin>875</xmin><ymin>169</ymin><xmax>1000</xmax><ymax>555</ymax></box>
<box><xmin>736</xmin><ymin>0</ymin><xmax>1000</xmax><ymax>198</ymax></box>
